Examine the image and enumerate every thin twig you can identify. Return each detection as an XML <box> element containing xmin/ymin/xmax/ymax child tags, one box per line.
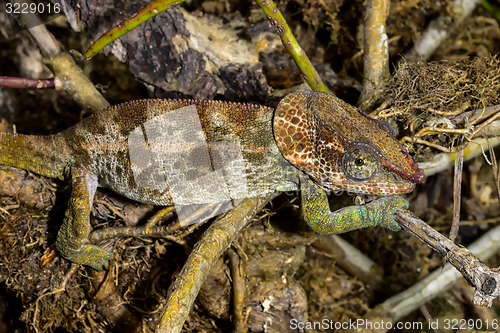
<box><xmin>487</xmin><ymin>137</ymin><xmax>500</xmax><ymax>202</ymax></box>
<box><xmin>468</xmin><ymin>109</ymin><xmax>500</xmax><ymax>138</ymax></box>
<box><xmin>81</xmin><ymin>0</ymin><xmax>186</xmax><ymax>59</ymax></box>
<box><xmin>451</xmin><ymin>104</ymin><xmax>500</xmax><ymax>125</ymax></box>
<box><xmin>15</xmin><ymin>0</ymin><xmax>109</xmax><ymax>111</ymax></box>
<box><xmin>419</xmin><ymin>306</ymin><xmax>442</xmax><ymax>333</ymax></box>
<box><xmin>145</xmin><ymin>207</ymin><xmax>176</xmax><ymax>227</ymax></box>
<box><xmin>228</xmin><ymin>248</ymin><xmax>248</xmax><ymax>333</ymax></box>
<box><xmin>14</xmin><ymin>0</ymin><xmax>60</xmax><ymax>58</ymax></box>
<box><xmin>415</xmin><ymin>126</ymin><xmax>471</xmax><ymax>137</ymax></box>
<box><xmin>0</xmin><ymin>77</ymin><xmax>59</xmax><ymax>89</ymax></box>
<box><xmin>417</xmin><ymin>136</ymin><xmax>500</xmax><ymax>177</ymax></box>
<box><xmin>255</xmin><ymin>0</ymin><xmax>330</xmax><ymax>93</ymax></box>
<box><xmin>449</xmin><ymin>149</ymin><xmax>464</xmax><ymax>242</ymax></box>
<box><xmin>89</xmin><ymin>225</ymin><xmax>186</xmax><ymax>245</ymax></box>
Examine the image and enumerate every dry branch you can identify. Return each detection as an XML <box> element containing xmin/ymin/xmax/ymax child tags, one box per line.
<box><xmin>340</xmin><ymin>216</ymin><xmax>500</xmax><ymax>333</ymax></box>
<box><xmin>14</xmin><ymin>0</ymin><xmax>109</xmax><ymax>111</ymax></box>
<box><xmin>156</xmin><ymin>192</ymin><xmax>277</xmax><ymax>333</ymax></box>
<box><xmin>407</xmin><ymin>0</ymin><xmax>483</xmax><ymax>60</ymax></box>
<box><xmin>395</xmin><ymin>209</ymin><xmax>500</xmax><ymax>308</ymax></box>
<box><xmin>360</xmin><ymin>0</ymin><xmax>390</xmax><ymax>109</ymax></box>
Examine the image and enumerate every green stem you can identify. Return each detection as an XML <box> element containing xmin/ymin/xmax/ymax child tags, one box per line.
<box><xmin>255</xmin><ymin>0</ymin><xmax>330</xmax><ymax>93</ymax></box>
<box><xmin>482</xmin><ymin>0</ymin><xmax>500</xmax><ymax>21</ymax></box>
<box><xmin>83</xmin><ymin>0</ymin><xmax>185</xmax><ymax>59</ymax></box>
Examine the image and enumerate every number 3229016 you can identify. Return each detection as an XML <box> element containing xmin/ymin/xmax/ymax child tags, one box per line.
<box><xmin>5</xmin><ymin>2</ymin><xmax>60</xmax><ymax>14</ymax></box>
<box><xmin>443</xmin><ymin>318</ymin><xmax>498</xmax><ymax>330</ymax></box>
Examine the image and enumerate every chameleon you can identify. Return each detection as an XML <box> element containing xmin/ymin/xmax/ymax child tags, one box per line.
<box><xmin>0</xmin><ymin>90</ymin><xmax>424</xmax><ymax>270</ymax></box>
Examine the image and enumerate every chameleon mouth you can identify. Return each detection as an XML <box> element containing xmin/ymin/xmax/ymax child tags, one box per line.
<box><xmin>341</xmin><ymin>181</ymin><xmax>416</xmax><ymax>195</ymax></box>
<box><xmin>383</xmin><ymin>160</ymin><xmax>425</xmax><ymax>184</ymax></box>
<box><xmin>374</xmin><ymin>144</ymin><xmax>425</xmax><ymax>184</ymax></box>
<box><xmin>318</xmin><ymin>175</ymin><xmax>416</xmax><ymax>195</ymax></box>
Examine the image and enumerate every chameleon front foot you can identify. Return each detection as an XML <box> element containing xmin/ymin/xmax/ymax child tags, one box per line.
<box><xmin>56</xmin><ymin>241</ymin><xmax>114</xmax><ymax>271</ymax></box>
<box><xmin>368</xmin><ymin>196</ymin><xmax>408</xmax><ymax>231</ymax></box>
<box><xmin>53</xmin><ymin>164</ymin><xmax>115</xmax><ymax>270</ymax></box>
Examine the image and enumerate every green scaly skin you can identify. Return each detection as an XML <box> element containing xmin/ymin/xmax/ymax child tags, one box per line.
<box><xmin>300</xmin><ymin>175</ymin><xmax>407</xmax><ymax>235</ymax></box>
<box><xmin>55</xmin><ymin>163</ymin><xmax>113</xmax><ymax>270</ymax></box>
<box><xmin>0</xmin><ymin>91</ymin><xmax>424</xmax><ymax>270</ymax></box>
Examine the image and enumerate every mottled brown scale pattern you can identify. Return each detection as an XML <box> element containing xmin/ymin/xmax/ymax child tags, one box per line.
<box><xmin>62</xmin><ymin>99</ymin><xmax>298</xmax><ymax>206</ymax></box>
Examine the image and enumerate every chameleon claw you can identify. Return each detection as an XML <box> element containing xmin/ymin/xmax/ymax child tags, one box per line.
<box><xmin>373</xmin><ymin>196</ymin><xmax>408</xmax><ymax>231</ymax></box>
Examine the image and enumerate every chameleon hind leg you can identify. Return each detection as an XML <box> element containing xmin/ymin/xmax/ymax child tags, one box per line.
<box><xmin>300</xmin><ymin>175</ymin><xmax>407</xmax><ymax>235</ymax></box>
<box><xmin>55</xmin><ymin>162</ymin><xmax>113</xmax><ymax>270</ymax></box>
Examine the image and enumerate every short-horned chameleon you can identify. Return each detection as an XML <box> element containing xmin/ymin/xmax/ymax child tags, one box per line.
<box><xmin>0</xmin><ymin>90</ymin><xmax>424</xmax><ymax>270</ymax></box>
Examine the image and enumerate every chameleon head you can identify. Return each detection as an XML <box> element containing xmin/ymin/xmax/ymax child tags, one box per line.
<box><xmin>273</xmin><ymin>90</ymin><xmax>425</xmax><ymax>195</ymax></box>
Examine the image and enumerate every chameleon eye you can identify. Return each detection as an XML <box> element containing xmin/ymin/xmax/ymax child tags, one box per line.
<box><xmin>341</xmin><ymin>147</ymin><xmax>380</xmax><ymax>181</ymax></box>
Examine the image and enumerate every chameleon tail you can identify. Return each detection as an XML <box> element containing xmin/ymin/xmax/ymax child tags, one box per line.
<box><xmin>0</xmin><ymin>132</ymin><xmax>69</xmax><ymax>180</ymax></box>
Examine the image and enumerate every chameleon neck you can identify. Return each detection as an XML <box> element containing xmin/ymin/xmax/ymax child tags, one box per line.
<box><xmin>0</xmin><ymin>132</ymin><xmax>69</xmax><ymax>180</ymax></box>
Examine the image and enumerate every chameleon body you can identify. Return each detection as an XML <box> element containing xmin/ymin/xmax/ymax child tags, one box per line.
<box><xmin>0</xmin><ymin>91</ymin><xmax>424</xmax><ymax>270</ymax></box>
